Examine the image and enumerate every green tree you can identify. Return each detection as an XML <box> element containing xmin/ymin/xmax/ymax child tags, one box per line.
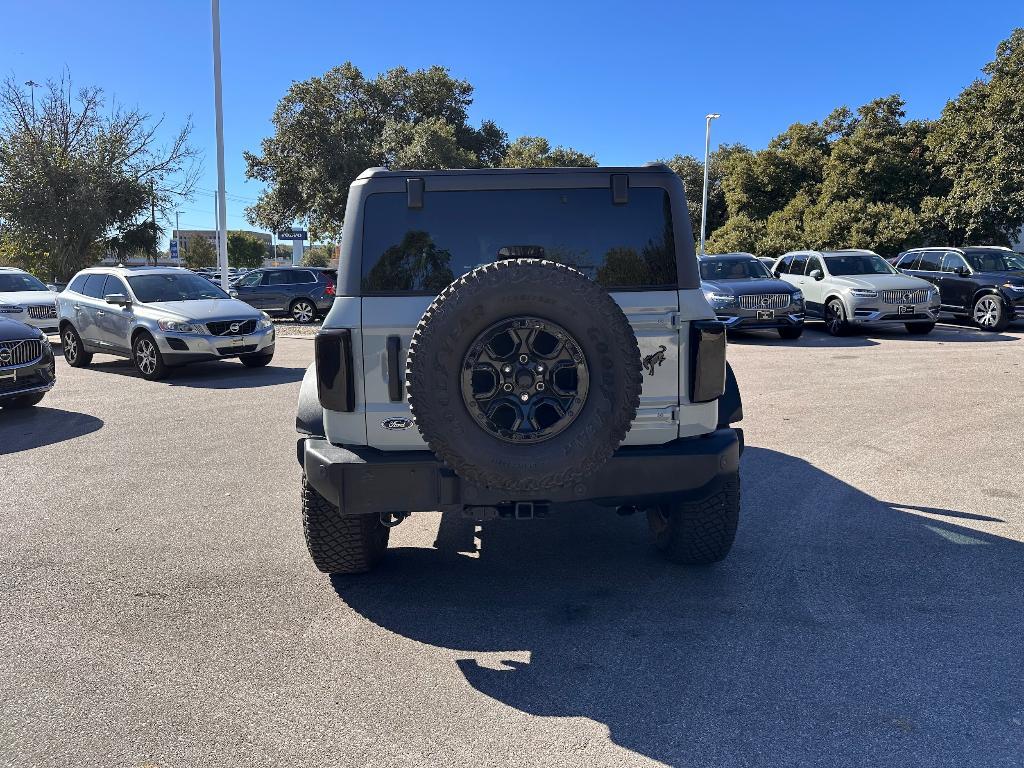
<box><xmin>501</xmin><ymin>136</ymin><xmax>597</xmax><ymax>168</ymax></box>
<box><xmin>182</xmin><ymin>236</ymin><xmax>217</xmax><ymax>269</ymax></box>
<box><xmin>0</xmin><ymin>75</ymin><xmax>197</xmax><ymax>280</ymax></box>
<box><xmin>661</xmin><ymin>145</ymin><xmax>747</xmax><ymax>244</ymax></box>
<box><xmin>927</xmin><ymin>28</ymin><xmax>1024</xmax><ymax>244</ymax></box>
<box><xmin>244</xmin><ymin>63</ymin><xmax>510</xmax><ymax>240</ymax></box>
<box><xmin>301</xmin><ymin>245</ymin><xmax>333</xmax><ymax>267</ymax></box>
<box><xmin>227</xmin><ymin>231</ymin><xmax>267</xmax><ymax>269</ymax></box>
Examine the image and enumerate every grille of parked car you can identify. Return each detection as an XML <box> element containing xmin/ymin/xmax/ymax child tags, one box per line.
<box><xmin>27</xmin><ymin>304</ymin><xmax>57</xmax><ymax>319</ymax></box>
<box><xmin>0</xmin><ymin>339</ymin><xmax>42</xmax><ymax>368</ymax></box>
<box><xmin>738</xmin><ymin>293</ymin><xmax>791</xmax><ymax>310</ymax></box>
<box><xmin>206</xmin><ymin>319</ymin><xmax>258</xmax><ymax>336</ymax></box>
<box><xmin>879</xmin><ymin>289</ymin><xmax>929</xmax><ymax>305</ymax></box>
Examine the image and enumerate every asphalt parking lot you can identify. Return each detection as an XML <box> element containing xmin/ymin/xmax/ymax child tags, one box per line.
<box><xmin>3</xmin><ymin>319</ymin><xmax>1023</xmax><ymax>767</ymax></box>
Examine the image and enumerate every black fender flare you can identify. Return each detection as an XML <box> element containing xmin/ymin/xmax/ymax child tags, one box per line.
<box><xmin>296</xmin><ymin>362</ymin><xmax>325</xmax><ymax>438</ymax></box>
<box><xmin>718</xmin><ymin>361</ymin><xmax>742</xmax><ymax>427</ymax></box>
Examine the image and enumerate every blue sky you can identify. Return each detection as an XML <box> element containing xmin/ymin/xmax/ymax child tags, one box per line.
<box><xmin>2</xmin><ymin>0</ymin><xmax>1019</xmax><ymax>241</ymax></box>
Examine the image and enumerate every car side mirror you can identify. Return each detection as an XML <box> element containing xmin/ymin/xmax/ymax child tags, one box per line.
<box><xmin>809</xmin><ymin>269</ymin><xmax>824</xmax><ymax>281</ymax></box>
<box><xmin>104</xmin><ymin>292</ymin><xmax>131</xmax><ymax>307</ymax></box>
<box><xmin>955</xmin><ymin>266</ymin><xmax>970</xmax><ymax>276</ymax></box>
<box><xmin>229</xmin><ymin>289</ymin><xmax>239</xmax><ymax>298</ymax></box>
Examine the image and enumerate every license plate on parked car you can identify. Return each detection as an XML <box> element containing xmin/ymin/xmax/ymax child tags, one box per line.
<box><xmin>898</xmin><ymin>305</ymin><xmax>914</xmax><ymax>314</ymax></box>
<box><xmin>756</xmin><ymin>309</ymin><xmax>775</xmax><ymax>319</ymax></box>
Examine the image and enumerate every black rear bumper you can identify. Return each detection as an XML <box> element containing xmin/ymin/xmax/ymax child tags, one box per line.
<box><xmin>299</xmin><ymin>428</ymin><xmax>742</xmax><ymax>516</ymax></box>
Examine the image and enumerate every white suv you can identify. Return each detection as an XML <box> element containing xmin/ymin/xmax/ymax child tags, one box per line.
<box><xmin>774</xmin><ymin>249</ymin><xmax>940</xmax><ymax>336</ymax></box>
<box><xmin>0</xmin><ymin>267</ymin><xmax>59</xmax><ymax>334</ymax></box>
<box><xmin>295</xmin><ymin>166</ymin><xmax>746</xmax><ymax>576</ymax></box>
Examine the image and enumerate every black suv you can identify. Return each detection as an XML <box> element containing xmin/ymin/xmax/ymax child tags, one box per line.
<box><xmin>893</xmin><ymin>246</ymin><xmax>1024</xmax><ymax>331</ymax></box>
<box><xmin>231</xmin><ymin>267</ymin><xmax>335</xmax><ymax>323</ymax></box>
<box><xmin>0</xmin><ymin>317</ymin><xmax>56</xmax><ymax>409</ymax></box>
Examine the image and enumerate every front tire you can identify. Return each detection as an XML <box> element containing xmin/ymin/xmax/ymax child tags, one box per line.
<box><xmin>647</xmin><ymin>474</ymin><xmax>740</xmax><ymax>565</ymax></box>
<box><xmin>132</xmin><ymin>333</ymin><xmax>169</xmax><ymax>380</ymax></box>
<box><xmin>62</xmin><ymin>325</ymin><xmax>93</xmax><ymax>367</ymax></box>
<box><xmin>972</xmin><ymin>295</ymin><xmax>1009</xmax><ymax>332</ymax></box>
<box><xmin>2</xmin><ymin>392</ymin><xmax>46</xmax><ymax>409</ymax></box>
<box><xmin>290</xmin><ymin>299</ymin><xmax>317</xmax><ymax>324</ymax></box>
<box><xmin>239</xmin><ymin>351</ymin><xmax>274</xmax><ymax>368</ymax></box>
<box><xmin>824</xmin><ymin>299</ymin><xmax>849</xmax><ymax>336</ymax></box>
<box><xmin>777</xmin><ymin>325</ymin><xmax>803</xmax><ymax>340</ymax></box>
<box><xmin>905</xmin><ymin>321</ymin><xmax>935</xmax><ymax>335</ymax></box>
<box><xmin>302</xmin><ymin>476</ymin><xmax>389</xmax><ymax>574</ymax></box>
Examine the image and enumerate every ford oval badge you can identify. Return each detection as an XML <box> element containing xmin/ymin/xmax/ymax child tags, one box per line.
<box><xmin>381</xmin><ymin>418</ymin><xmax>413</xmax><ymax>431</ymax></box>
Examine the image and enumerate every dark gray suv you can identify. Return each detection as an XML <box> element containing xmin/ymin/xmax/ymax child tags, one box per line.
<box><xmin>231</xmin><ymin>267</ymin><xmax>335</xmax><ymax>323</ymax></box>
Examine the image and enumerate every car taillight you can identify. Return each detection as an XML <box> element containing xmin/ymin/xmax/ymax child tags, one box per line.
<box><xmin>325</xmin><ymin>281</ymin><xmax>336</xmax><ymax>296</ymax></box>
<box><xmin>316</xmin><ymin>329</ymin><xmax>354</xmax><ymax>412</ymax></box>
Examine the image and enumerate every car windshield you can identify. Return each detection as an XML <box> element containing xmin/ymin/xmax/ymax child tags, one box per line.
<box><xmin>0</xmin><ymin>273</ymin><xmax>49</xmax><ymax>292</ymax></box>
<box><xmin>700</xmin><ymin>259</ymin><xmax>772</xmax><ymax>280</ymax></box>
<box><xmin>824</xmin><ymin>254</ymin><xmax>895</xmax><ymax>276</ymax></box>
<box><xmin>126</xmin><ymin>273</ymin><xmax>230</xmax><ymax>302</ymax></box>
<box><xmin>964</xmin><ymin>250</ymin><xmax>1024</xmax><ymax>272</ymax></box>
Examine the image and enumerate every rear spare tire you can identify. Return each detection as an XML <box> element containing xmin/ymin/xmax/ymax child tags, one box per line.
<box><xmin>406</xmin><ymin>259</ymin><xmax>642</xmax><ymax>492</ymax></box>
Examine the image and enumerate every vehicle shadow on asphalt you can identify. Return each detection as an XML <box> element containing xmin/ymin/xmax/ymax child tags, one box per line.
<box><xmin>329</xmin><ymin>447</ymin><xmax>1022</xmax><ymax>767</ymax></box>
<box><xmin>86</xmin><ymin>359</ymin><xmax>306</xmax><ymax>388</ymax></box>
<box><xmin>0</xmin><ymin>407</ymin><xmax>103</xmax><ymax>454</ymax></box>
<box><xmin>727</xmin><ymin>321</ymin><xmax>1021</xmax><ymax>347</ymax></box>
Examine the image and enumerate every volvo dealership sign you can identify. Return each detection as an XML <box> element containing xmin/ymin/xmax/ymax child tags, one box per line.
<box><xmin>276</xmin><ymin>228</ymin><xmax>308</xmax><ymax>240</ymax></box>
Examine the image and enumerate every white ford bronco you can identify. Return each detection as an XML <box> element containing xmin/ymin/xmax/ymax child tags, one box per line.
<box><xmin>296</xmin><ymin>165</ymin><xmax>744</xmax><ymax>575</ymax></box>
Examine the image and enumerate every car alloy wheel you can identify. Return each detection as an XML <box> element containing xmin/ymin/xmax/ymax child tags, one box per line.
<box><xmin>135</xmin><ymin>337</ymin><xmax>157</xmax><ymax>375</ymax></box>
<box><xmin>292</xmin><ymin>301</ymin><xmax>315</xmax><ymax>323</ymax></box>
<box><xmin>826</xmin><ymin>300</ymin><xmax>846</xmax><ymax>335</ymax></box>
<box><xmin>973</xmin><ymin>296</ymin><xmax>1001</xmax><ymax>328</ymax></box>
<box><xmin>63</xmin><ymin>329</ymin><xmax>78</xmax><ymax>363</ymax></box>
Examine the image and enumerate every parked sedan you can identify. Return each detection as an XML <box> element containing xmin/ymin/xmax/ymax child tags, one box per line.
<box><xmin>892</xmin><ymin>246</ymin><xmax>1024</xmax><ymax>332</ymax></box>
<box><xmin>0</xmin><ymin>267</ymin><xmax>60</xmax><ymax>334</ymax></box>
<box><xmin>0</xmin><ymin>316</ymin><xmax>56</xmax><ymax>409</ymax></box>
<box><xmin>700</xmin><ymin>253</ymin><xmax>805</xmax><ymax>339</ymax></box>
<box><xmin>57</xmin><ymin>267</ymin><xmax>275</xmax><ymax>380</ymax></box>
<box><xmin>231</xmin><ymin>267</ymin><xmax>335</xmax><ymax>323</ymax></box>
<box><xmin>775</xmin><ymin>249</ymin><xmax>940</xmax><ymax>336</ymax></box>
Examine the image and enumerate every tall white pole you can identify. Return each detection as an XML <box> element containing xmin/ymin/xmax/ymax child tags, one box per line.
<box><xmin>699</xmin><ymin>113</ymin><xmax>720</xmax><ymax>257</ymax></box>
<box><xmin>212</xmin><ymin>0</ymin><xmax>229</xmax><ymax>292</ymax></box>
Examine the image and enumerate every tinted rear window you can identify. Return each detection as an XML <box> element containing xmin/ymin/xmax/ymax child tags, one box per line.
<box><xmin>81</xmin><ymin>274</ymin><xmax>108</xmax><ymax>299</ymax></box>
<box><xmin>360</xmin><ymin>188</ymin><xmax>676</xmax><ymax>294</ymax></box>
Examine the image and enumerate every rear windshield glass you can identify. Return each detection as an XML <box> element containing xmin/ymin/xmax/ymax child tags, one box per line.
<box><xmin>127</xmin><ymin>273</ymin><xmax>229</xmax><ymax>302</ymax></box>
<box><xmin>700</xmin><ymin>259</ymin><xmax>771</xmax><ymax>280</ymax></box>
<box><xmin>361</xmin><ymin>188</ymin><xmax>676</xmax><ymax>294</ymax></box>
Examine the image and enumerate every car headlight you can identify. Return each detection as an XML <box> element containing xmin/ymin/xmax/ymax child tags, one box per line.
<box><xmin>157</xmin><ymin>319</ymin><xmax>204</xmax><ymax>334</ymax></box>
<box><xmin>849</xmin><ymin>289</ymin><xmax>877</xmax><ymax>298</ymax></box>
<box><xmin>791</xmin><ymin>291</ymin><xmax>804</xmax><ymax>303</ymax></box>
<box><xmin>1002</xmin><ymin>282</ymin><xmax>1024</xmax><ymax>294</ymax></box>
<box><xmin>703</xmin><ymin>292</ymin><xmax>737</xmax><ymax>308</ymax></box>
<box><xmin>257</xmin><ymin>312</ymin><xmax>273</xmax><ymax>330</ymax></box>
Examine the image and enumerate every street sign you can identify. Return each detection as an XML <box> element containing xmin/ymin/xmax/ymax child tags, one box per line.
<box><xmin>169</xmin><ymin>239</ymin><xmax>179</xmax><ymax>259</ymax></box>
<box><xmin>276</xmin><ymin>229</ymin><xmax>308</xmax><ymax>240</ymax></box>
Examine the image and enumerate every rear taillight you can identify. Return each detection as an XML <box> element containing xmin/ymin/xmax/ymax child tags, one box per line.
<box><xmin>315</xmin><ymin>329</ymin><xmax>354</xmax><ymax>412</ymax></box>
<box><xmin>325</xmin><ymin>280</ymin><xmax>336</xmax><ymax>296</ymax></box>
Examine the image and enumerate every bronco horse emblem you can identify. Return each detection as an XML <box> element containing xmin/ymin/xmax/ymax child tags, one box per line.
<box><xmin>642</xmin><ymin>345</ymin><xmax>667</xmax><ymax>376</ymax></box>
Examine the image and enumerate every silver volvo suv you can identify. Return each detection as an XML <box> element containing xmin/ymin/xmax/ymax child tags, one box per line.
<box><xmin>774</xmin><ymin>249</ymin><xmax>940</xmax><ymax>336</ymax></box>
<box><xmin>57</xmin><ymin>267</ymin><xmax>275</xmax><ymax>380</ymax></box>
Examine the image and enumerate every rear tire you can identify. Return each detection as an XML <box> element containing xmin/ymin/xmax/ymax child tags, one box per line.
<box><xmin>290</xmin><ymin>299</ymin><xmax>317</xmax><ymax>324</ymax></box>
<box><xmin>647</xmin><ymin>474</ymin><xmax>740</xmax><ymax>565</ymax></box>
<box><xmin>61</xmin><ymin>325</ymin><xmax>93</xmax><ymax>367</ymax></box>
<box><xmin>2</xmin><ymin>392</ymin><xmax>46</xmax><ymax>409</ymax></box>
<box><xmin>905</xmin><ymin>321</ymin><xmax>935</xmax><ymax>335</ymax></box>
<box><xmin>777</xmin><ymin>325</ymin><xmax>803</xmax><ymax>340</ymax></box>
<box><xmin>239</xmin><ymin>351</ymin><xmax>274</xmax><ymax>368</ymax></box>
<box><xmin>302</xmin><ymin>476</ymin><xmax>389</xmax><ymax>574</ymax></box>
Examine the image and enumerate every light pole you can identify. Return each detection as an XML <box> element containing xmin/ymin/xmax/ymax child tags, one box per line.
<box><xmin>699</xmin><ymin>113</ymin><xmax>720</xmax><ymax>257</ymax></box>
<box><xmin>211</xmin><ymin>0</ymin><xmax>229</xmax><ymax>292</ymax></box>
<box><xmin>24</xmin><ymin>80</ymin><xmax>40</xmax><ymax>119</ymax></box>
